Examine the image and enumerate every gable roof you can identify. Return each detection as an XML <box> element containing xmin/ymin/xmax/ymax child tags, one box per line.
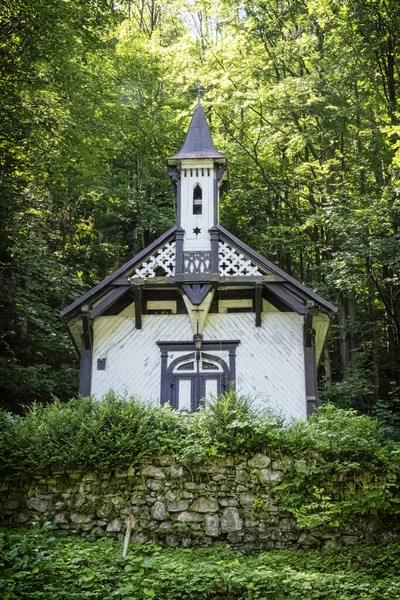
<box><xmin>61</xmin><ymin>223</ymin><xmax>336</xmax><ymax>321</ymax></box>
<box><xmin>167</xmin><ymin>103</ymin><xmax>226</xmax><ymax>163</ymax></box>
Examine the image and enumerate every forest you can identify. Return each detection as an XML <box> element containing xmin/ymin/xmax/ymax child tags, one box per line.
<box><xmin>1</xmin><ymin>0</ymin><xmax>400</xmax><ymax>423</ymax></box>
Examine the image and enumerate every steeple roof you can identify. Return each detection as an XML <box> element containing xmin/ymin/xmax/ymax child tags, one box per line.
<box><xmin>167</xmin><ymin>103</ymin><xmax>226</xmax><ymax>164</ymax></box>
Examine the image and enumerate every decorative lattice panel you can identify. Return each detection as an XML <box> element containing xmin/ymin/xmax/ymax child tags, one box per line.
<box><xmin>130</xmin><ymin>242</ymin><xmax>176</xmax><ymax>279</ymax></box>
<box><xmin>183</xmin><ymin>252</ymin><xmax>211</xmax><ymax>274</ymax></box>
<box><xmin>219</xmin><ymin>242</ymin><xmax>263</xmax><ymax>277</ymax></box>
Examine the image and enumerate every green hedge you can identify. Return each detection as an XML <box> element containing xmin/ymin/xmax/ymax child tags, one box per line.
<box><xmin>1</xmin><ymin>393</ymin><xmax>400</xmax><ymax>528</ymax></box>
<box><xmin>1</xmin><ymin>527</ymin><xmax>400</xmax><ymax>599</ymax></box>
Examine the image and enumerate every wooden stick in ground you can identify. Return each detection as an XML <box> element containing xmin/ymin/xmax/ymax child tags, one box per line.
<box><xmin>122</xmin><ymin>513</ymin><xmax>135</xmax><ymax>558</ymax></box>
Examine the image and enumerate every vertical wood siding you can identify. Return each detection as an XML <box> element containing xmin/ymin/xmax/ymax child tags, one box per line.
<box><xmin>92</xmin><ymin>312</ymin><xmax>306</xmax><ymax>418</ymax></box>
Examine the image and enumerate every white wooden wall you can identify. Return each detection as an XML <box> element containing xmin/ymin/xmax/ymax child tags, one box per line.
<box><xmin>92</xmin><ymin>311</ymin><xmax>306</xmax><ymax>419</ymax></box>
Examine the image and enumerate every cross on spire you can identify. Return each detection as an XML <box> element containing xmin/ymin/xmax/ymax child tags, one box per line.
<box><xmin>194</xmin><ymin>81</ymin><xmax>208</xmax><ymax>104</ymax></box>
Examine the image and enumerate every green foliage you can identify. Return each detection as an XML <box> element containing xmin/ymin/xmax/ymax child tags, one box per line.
<box><xmin>179</xmin><ymin>391</ymin><xmax>284</xmax><ymax>462</ymax></box>
<box><xmin>1</xmin><ymin>394</ymin><xmax>400</xmax><ymax>528</ymax></box>
<box><xmin>2</xmin><ymin>527</ymin><xmax>400</xmax><ymax>599</ymax></box>
<box><xmin>274</xmin><ymin>404</ymin><xmax>400</xmax><ymax>527</ymax></box>
<box><xmin>0</xmin><ymin>394</ymin><xmax>185</xmax><ymax>477</ymax></box>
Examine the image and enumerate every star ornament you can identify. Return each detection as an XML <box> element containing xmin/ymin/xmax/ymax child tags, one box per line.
<box><xmin>193</xmin><ymin>227</ymin><xmax>201</xmax><ymax>237</ymax></box>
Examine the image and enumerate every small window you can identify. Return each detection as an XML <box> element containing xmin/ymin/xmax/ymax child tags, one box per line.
<box><xmin>177</xmin><ymin>361</ymin><xmax>195</xmax><ymax>371</ymax></box>
<box><xmin>202</xmin><ymin>361</ymin><xmax>219</xmax><ymax>371</ymax></box>
<box><xmin>146</xmin><ymin>300</ymin><xmax>177</xmax><ymax>314</ymax></box>
<box><xmin>219</xmin><ymin>299</ymin><xmax>253</xmax><ymax>313</ymax></box>
<box><xmin>193</xmin><ymin>184</ymin><xmax>202</xmax><ymax>215</ymax></box>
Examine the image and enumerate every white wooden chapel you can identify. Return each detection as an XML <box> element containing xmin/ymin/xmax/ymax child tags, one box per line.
<box><xmin>62</xmin><ymin>99</ymin><xmax>336</xmax><ymax>418</ymax></box>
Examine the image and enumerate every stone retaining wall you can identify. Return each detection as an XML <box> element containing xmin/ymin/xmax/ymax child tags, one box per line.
<box><xmin>0</xmin><ymin>455</ymin><xmax>397</xmax><ymax>549</ymax></box>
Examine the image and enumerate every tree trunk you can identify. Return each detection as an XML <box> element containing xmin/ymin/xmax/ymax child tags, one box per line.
<box><xmin>338</xmin><ymin>293</ymin><xmax>349</xmax><ymax>375</ymax></box>
<box><xmin>323</xmin><ymin>346</ymin><xmax>332</xmax><ymax>390</ymax></box>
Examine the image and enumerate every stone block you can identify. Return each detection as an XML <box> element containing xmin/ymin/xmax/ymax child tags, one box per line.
<box><xmin>147</xmin><ymin>479</ymin><xmax>163</xmax><ymax>491</ymax></box>
<box><xmin>236</xmin><ymin>460</ymin><xmax>248</xmax><ymax>468</ymax></box>
<box><xmin>71</xmin><ymin>513</ymin><xmax>92</xmax><ymax>524</ymax></box>
<box><xmin>53</xmin><ymin>513</ymin><xmax>68</xmax><ymax>525</ymax></box>
<box><xmin>82</xmin><ymin>473</ymin><xmax>97</xmax><ymax>482</ymax></box>
<box><xmin>221</xmin><ymin>507</ymin><xmax>243</xmax><ymax>533</ymax></box>
<box><xmin>190</xmin><ymin>497</ymin><xmax>219</xmax><ymax>513</ymax></box>
<box><xmin>176</xmin><ymin>511</ymin><xmax>203</xmax><ymax>523</ymax></box>
<box><xmin>259</xmin><ymin>469</ymin><xmax>283</xmax><ymax>484</ymax></box>
<box><xmin>182</xmin><ymin>492</ymin><xmax>194</xmax><ymax>499</ymax></box>
<box><xmin>235</xmin><ymin>470</ymin><xmax>249</xmax><ymax>484</ymax></box>
<box><xmin>205</xmin><ymin>514</ymin><xmax>220</xmax><ymax>537</ymax></box>
<box><xmin>248</xmin><ymin>454</ymin><xmax>271</xmax><ymax>469</ymax></box>
<box><xmin>219</xmin><ymin>484</ymin><xmax>231</xmax><ymax>492</ymax></box>
<box><xmin>141</xmin><ymin>466</ymin><xmax>165</xmax><ymax>478</ymax></box>
<box><xmin>106</xmin><ymin>519</ymin><xmax>122</xmax><ymax>533</ymax></box>
<box><xmin>74</xmin><ymin>494</ymin><xmax>86</xmax><ymax>508</ymax></box>
<box><xmin>297</xmin><ymin>532</ymin><xmax>321</xmax><ymax>548</ymax></box>
<box><xmin>16</xmin><ymin>513</ymin><xmax>29</xmax><ymax>523</ymax></box>
<box><xmin>158</xmin><ymin>455</ymin><xmax>175</xmax><ymax>466</ymax></box>
<box><xmin>165</xmin><ymin>491</ymin><xmax>176</xmax><ymax>503</ymax></box>
<box><xmin>27</xmin><ymin>497</ymin><xmax>48</xmax><ymax>513</ymax></box>
<box><xmin>323</xmin><ymin>538</ymin><xmax>339</xmax><ymax>550</ymax></box>
<box><xmin>131</xmin><ymin>496</ymin><xmax>144</xmax><ymax>505</ymax></box>
<box><xmin>245</xmin><ymin>519</ymin><xmax>258</xmax><ymax>528</ymax></box>
<box><xmin>219</xmin><ymin>498</ymin><xmax>239</xmax><ymax>507</ymax></box>
<box><xmin>265</xmin><ymin>502</ymin><xmax>279</xmax><ymax>513</ymax></box>
<box><xmin>227</xmin><ymin>531</ymin><xmax>244</xmax><ymax>544</ymax></box>
<box><xmin>151</xmin><ymin>501</ymin><xmax>166</xmax><ymax>521</ymax></box>
<box><xmin>279</xmin><ymin>518</ymin><xmax>297</xmax><ymax>532</ymax></box>
<box><xmin>212</xmin><ymin>474</ymin><xmax>226</xmax><ymax>482</ymax></box>
<box><xmin>182</xmin><ymin>537</ymin><xmax>192</xmax><ymax>547</ymax></box>
<box><xmin>184</xmin><ymin>482</ymin><xmax>198</xmax><ymax>490</ymax></box>
<box><xmin>165</xmin><ymin>535</ymin><xmax>179</xmax><ymax>547</ymax></box>
<box><xmin>167</xmin><ymin>499</ymin><xmax>189</xmax><ymax>512</ymax></box>
<box><xmin>239</xmin><ymin>493</ymin><xmax>255</xmax><ymax>507</ymax></box>
<box><xmin>169</xmin><ymin>466</ymin><xmax>184</xmax><ymax>478</ymax></box>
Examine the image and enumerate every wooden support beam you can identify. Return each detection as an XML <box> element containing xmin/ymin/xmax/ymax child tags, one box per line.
<box><xmin>210</xmin><ymin>228</ymin><xmax>219</xmax><ymax>273</ymax></box>
<box><xmin>304</xmin><ymin>312</ymin><xmax>319</xmax><ymax>415</ymax></box>
<box><xmin>255</xmin><ymin>283</ymin><xmax>262</xmax><ymax>327</ymax></box>
<box><xmin>79</xmin><ymin>336</ymin><xmax>92</xmax><ymax>396</ymax></box>
<box><xmin>134</xmin><ymin>285</ymin><xmax>143</xmax><ymax>329</ymax></box>
<box><xmin>81</xmin><ymin>315</ymin><xmax>92</xmax><ymax>350</ymax></box>
<box><xmin>175</xmin><ymin>274</ymin><xmax>285</xmax><ymax>284</ymax></box>
<box><xmin>175</xmin><ymin>228</ymin><xmax>184</xmax><ymax>276</ymax></box>
<box><xmin>265</xmin><ymin>283</ymin><xmax>307</xmax><ymax>315</ymax></box>
<box><xmin>89</xmin><ymin>286</ymin><xmax>129</xmax><ymax>320</ymax></box>
<box><xmin>181</xmin><ymin>283</ymin><xmax>213</xmax><ymax>306</ymax></box>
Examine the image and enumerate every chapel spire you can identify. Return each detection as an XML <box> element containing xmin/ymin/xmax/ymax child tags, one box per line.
<box><xmin>167</xmin><ymin>103</ymin><xmax>226</xmax><ymax>164</ymax></box>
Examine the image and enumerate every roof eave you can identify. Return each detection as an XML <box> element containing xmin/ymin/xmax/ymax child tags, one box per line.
<box><xmin>61</xmin><ymin>225</ymin><xmax>178</xmax><ymax>320</ymax></box>
<box><xmin>216</xmin><ymin>225</ymin><xmax>337</xmax><ymax>315</ymax></box>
